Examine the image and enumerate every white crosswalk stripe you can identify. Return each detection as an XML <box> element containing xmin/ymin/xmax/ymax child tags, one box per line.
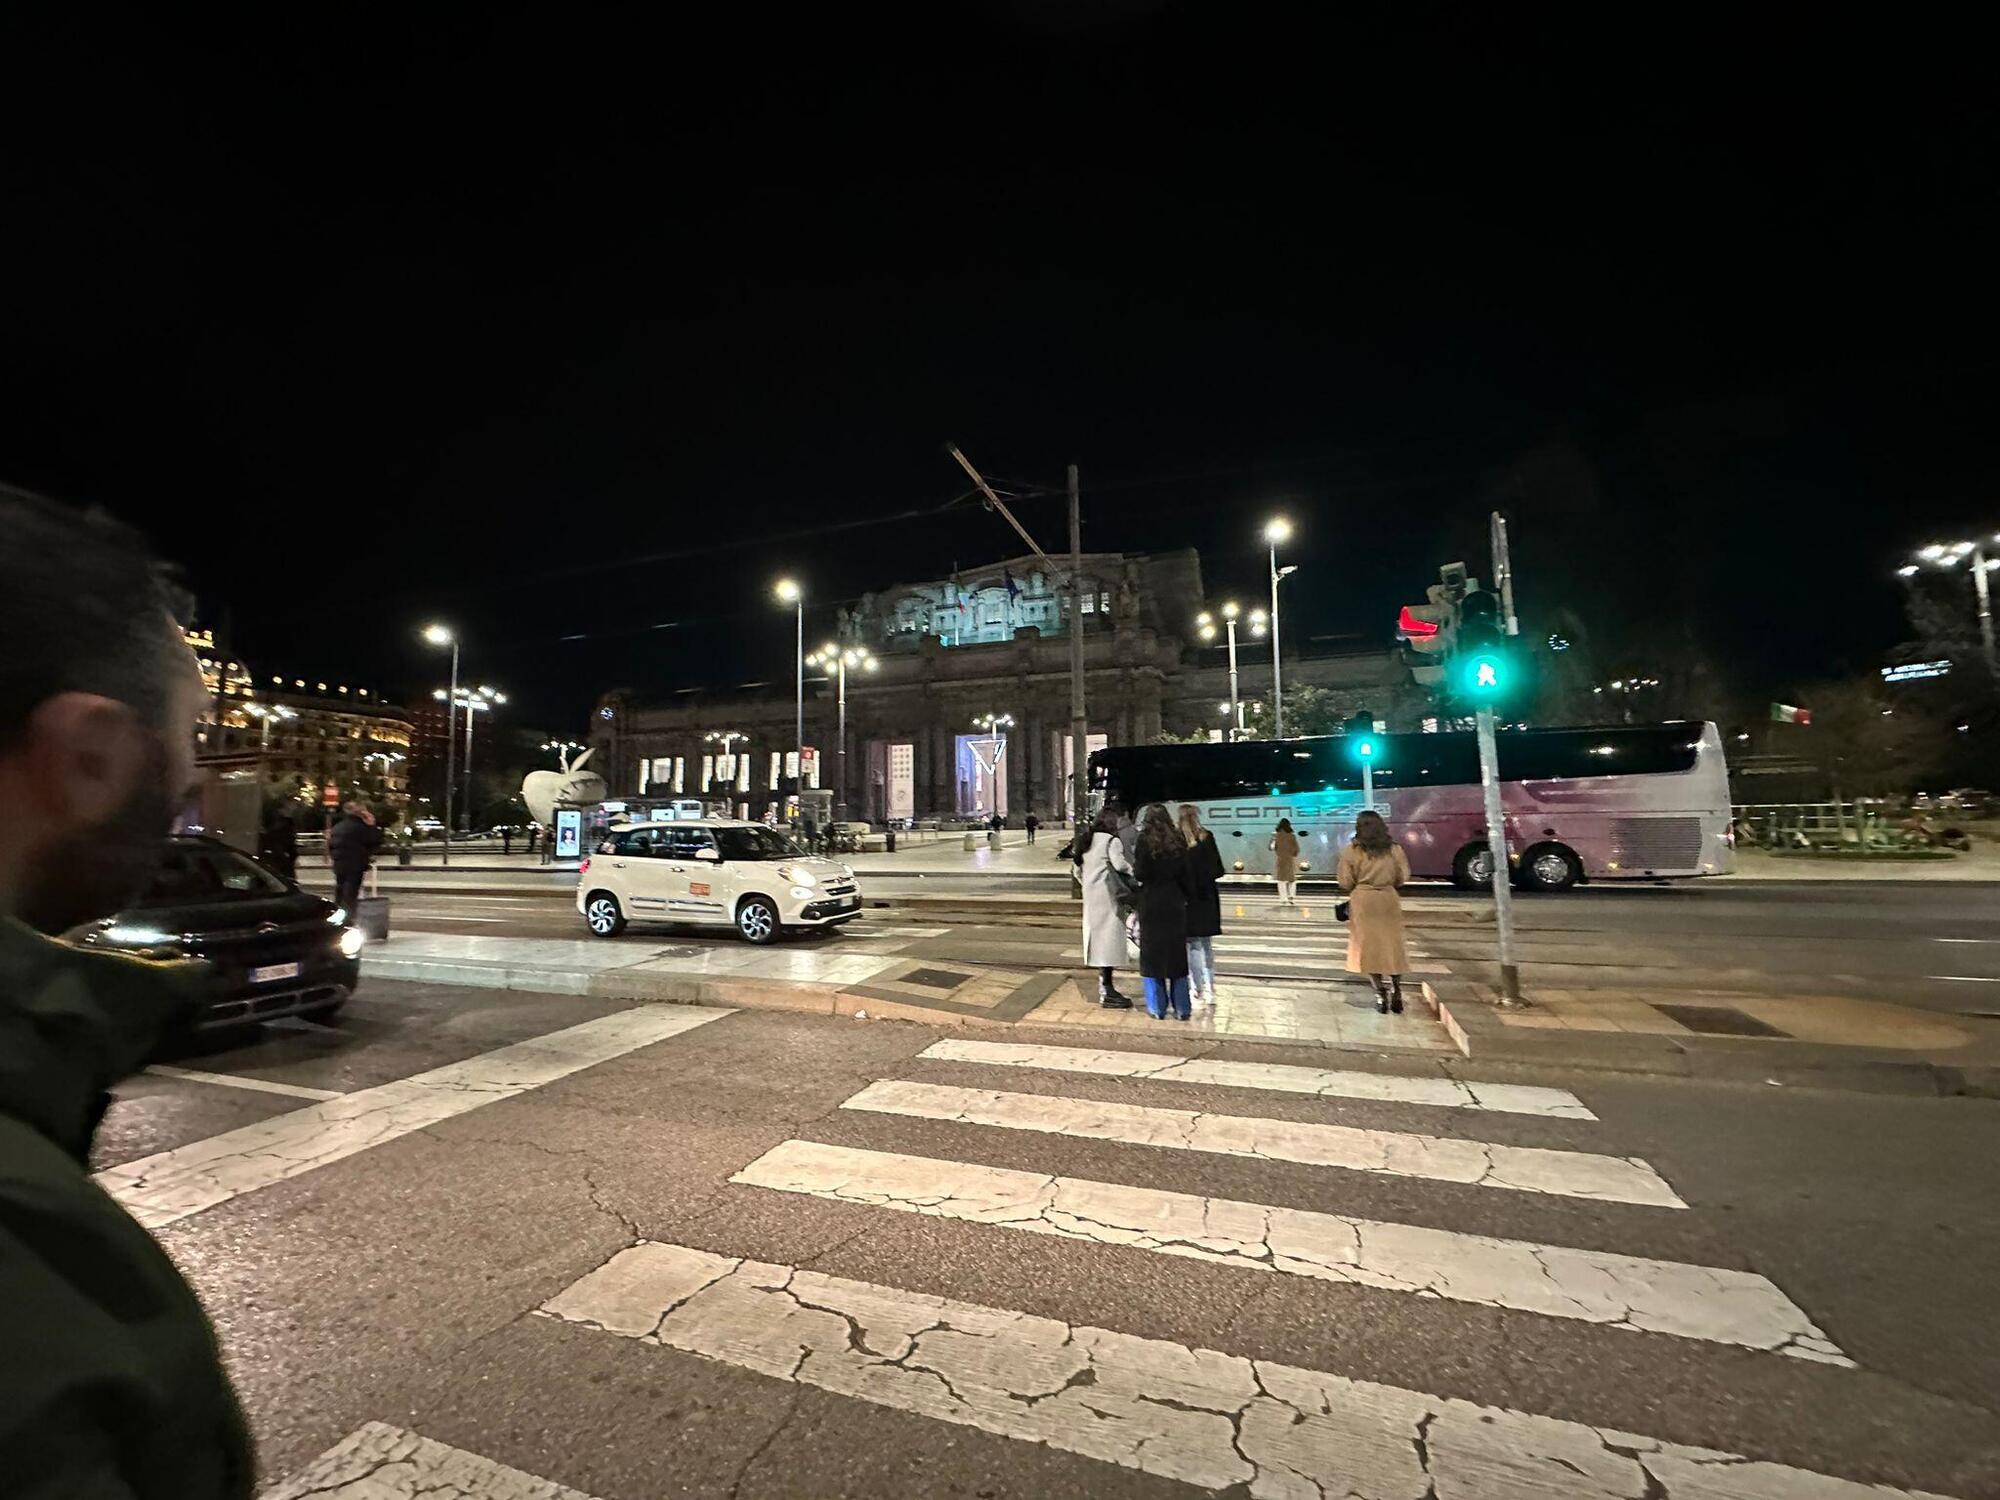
<box><xmin>731</xmin><ymin>1139</ymin><xmax>1848</xmax><ymax>1362</ymax></box>
<box><xmin>840</xmin><ymin>1078</ymin><xmax>1686</xmax><ymax>1206</ymax></box>
<box><xmin>539</xmin><ymin>1242</ymin><xmax>1940</xmax><ymax>1498</ymax></box>
<box><xmin>919</xmin><ymin>1037</ymin><xmax>1596</xmax><ymax>1117</ymax></box>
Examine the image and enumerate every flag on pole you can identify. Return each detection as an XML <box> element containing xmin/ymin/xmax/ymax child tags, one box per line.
<box><xmin>1770</xmin><ymin>702</ymin><xmax>1812</xmax><ymax>725</ymax></box>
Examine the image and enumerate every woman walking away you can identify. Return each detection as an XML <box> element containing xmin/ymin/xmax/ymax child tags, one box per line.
<box><xmin>1179</xmin><ymin>803</ymin><xmax>1224</xmax><ymax>1009</ymax></box>
<box><xmin>1077</xmin><ymin>805</ymin><xmax>1135</xmax><ymax>1008</ymax></box>
<box><xmin>1271</xmin><ymin>817</ymin><xmax>1302</xmax><ymax>906</ymax></box>
<box><xmin>1133</xmin><ymin>803</ymin><xmax>1194</xmax><ymax>1020</ymax></box>
<box><xmin>1339</xmin><ymin>809</ymin><xmax>1412</xmax><ymax>1013</ymax></box>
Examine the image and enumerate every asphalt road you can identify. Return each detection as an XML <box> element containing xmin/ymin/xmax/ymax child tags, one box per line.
<box><xmin>101</xmin><ymin>980</ymin><xmax>2000</xmax><ymax>1498</ymax></box>
<box><xmin>342</xmin><ymin>876</ymin><xmax>2000</xmax><ymax>1017</ymax></box>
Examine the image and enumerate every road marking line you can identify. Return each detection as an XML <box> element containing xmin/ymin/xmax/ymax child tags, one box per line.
<box><xmin>731</xmin><ymin>1141</ymin><xmax>1844</xmax><ymax>1362</ymax></box>
<box><xmin>142</xmin><ymin>1066</ymin><xmax>344</xmax><ymax>1102</ymax></box>
<box><xmin>261</xmin><ymin>1420</ymin><xmax>600</xmax><ymax>1499</ymax></box>
<box><xmin>919</xmin><ymin>1038</ymin><xmax>1595</xmax><ymax>1119</ymax></box>
<box><xmin>97</xmin><ymin>1006</ymin><xmax>733</xmax><ymax>1230</ymax></box>
<box><xmin>395</xmin><ymin>912</ymin><xmax>514</xmax><ymax>922</ymax></box>
<box><xmin>1930</xmin><ymin>974</ymin><xmax>2000</xmax><ymax>982</ymax></box>
<box><xmin>543</xmin><ymin>1242</ymin><xmax>1917</xmax><ymax>1495</ymax></box>
<box><xmin>1931</xmin><ymin>937</ymin><xmax>2000</xmax><ymax>944</ymax></box>
<box><xmin>841</xmin><ymin>1080</ymin><xmax>1685</xmax><ymax>1207</ymax></box>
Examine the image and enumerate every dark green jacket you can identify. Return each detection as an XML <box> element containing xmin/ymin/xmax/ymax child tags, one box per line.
<box><xmin>0</xmin><ymin>918</ymin><xmax>253</xmax><ymax>1498</ymax></box>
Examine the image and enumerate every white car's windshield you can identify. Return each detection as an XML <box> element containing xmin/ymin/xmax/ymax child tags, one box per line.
<box><xmin>715</xmin><ymin>827</ymin><xmax>805</xmax><ymax>861</ymax></box>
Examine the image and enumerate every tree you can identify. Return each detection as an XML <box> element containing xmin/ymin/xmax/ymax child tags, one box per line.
<box><xmin>1239</xmin><ymin>686</ymin><xmax>1352</xmax><ymax>740</ymax></box>
<box><xmin>1788</xmin><ymin>678</ymin><xmax>1946</xmax><ymax>799</ymax></box>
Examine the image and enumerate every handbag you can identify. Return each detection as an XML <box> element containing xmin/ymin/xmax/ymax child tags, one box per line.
<box><xmin>1334</xmin><ymin>898</ymin><xmax>1351</xmax><ymax>923</ymax></box>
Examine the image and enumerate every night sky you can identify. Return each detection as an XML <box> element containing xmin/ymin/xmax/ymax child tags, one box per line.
<box><xmin>4</xmin><ymin>8</ymin><xmax>1994</xmax><ymax>731</ymax></box>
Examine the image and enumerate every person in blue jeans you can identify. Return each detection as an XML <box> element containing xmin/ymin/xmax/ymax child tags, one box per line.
<box><xmin>1178</xmin><ymin>804</ymin><xmax>1224</xmax><ymax>1008</ymax></box>
<box><xmin>1131</xmin><ymin>803</ymin><xmax>1194</xmax><ymax>1020</ymax></box>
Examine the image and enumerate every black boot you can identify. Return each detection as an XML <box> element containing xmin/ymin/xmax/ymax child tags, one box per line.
<box><xmin>1099</xmin><ymin>969</ymin><xmax>1133</xmax><ymax>1009</ymax></box>
<box><xmin>1390</xmin><ymin>978</ymin><xmax>1404</xmax><ymax>1014</ymax></box>
<box><xmin>1374</xmin><ymin>980</ymin><xmax>1389</xmax><ymax>1015</ymax></box>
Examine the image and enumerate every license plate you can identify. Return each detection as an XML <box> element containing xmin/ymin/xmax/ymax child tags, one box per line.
<box><xmin>249</xmin><ymin>962</ymin><xmax>301</xmax><ymax>984</ymax></box>
<box><xmin>841</xmin><ymin>897</ymin><xmax>860</xmax><ymax>911</ymax></box>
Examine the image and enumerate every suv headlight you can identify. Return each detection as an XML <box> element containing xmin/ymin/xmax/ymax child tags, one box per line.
<box><xmin>338</xmin><ymin>927</ymin><xmax>366</xmax><ymax>958</ymax></box>
<box><xmin>93</xmin><ymin>922</ymin><xmax>182</xmax><ymax>958</ymax></box>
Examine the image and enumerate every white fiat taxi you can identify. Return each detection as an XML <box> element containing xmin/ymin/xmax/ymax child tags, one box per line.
<box><xmin>577</xmin><ymin>820</ymin><xmax>861</xmax><ymax>943</ymax></box>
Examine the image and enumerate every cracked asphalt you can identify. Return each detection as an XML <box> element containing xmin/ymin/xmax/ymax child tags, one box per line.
<box><xmin>93</xmin><ymin>978</ymin><xmax>2000</xmax><ymax>1497</ymax></box>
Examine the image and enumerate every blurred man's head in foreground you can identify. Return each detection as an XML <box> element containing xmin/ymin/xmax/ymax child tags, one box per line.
<box><xmin>0</xmin><ymin>485</ymin><xmax>205</xmax><ymax>933</ymax></box>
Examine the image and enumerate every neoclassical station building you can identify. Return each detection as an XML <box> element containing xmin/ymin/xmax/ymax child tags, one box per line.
<box><xmin>590</xmin><ymin>550</ymin><xmax>1428</xmax><ymax>823</ymax></box>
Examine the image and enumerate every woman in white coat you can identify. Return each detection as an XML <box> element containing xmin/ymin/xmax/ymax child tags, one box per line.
<box><xmin>1076</xmin><ymin>804</ymin><xmax>1135</xmax><ymax>1008</ymax></box>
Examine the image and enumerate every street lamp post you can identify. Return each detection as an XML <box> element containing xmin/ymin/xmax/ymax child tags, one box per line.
<box><xmin>1904</xmin><ymin>538</ymin><xmax>2000</xmax><ymax>678</ymax></box>
<box><xmin>1197</xmin><ymin>602</ymin><xmax>1268</xmax><ymax>740</ymax></box>
<box><xmin>541</xmin><ymin>739</ymin><xmax>585</xmax><ymax>763</ymax></box>
<box><xmin>422</xmin><ymin>625</ymin><xmax>459</xmax><ymax>866</ymax></box>
<box><xmin>806</xmin><ymin>643</ymin><xmax>877</xmax><ymax>822</ymax></box>
<box><xmin>775</xmin><ymin>578</ymin><xmax>803</xmax><ymax>816</ymax></box>
<box><xmin>245</xmin><ymin>701</ymin><xmax>296</xmax><ymax>751</ymax></box>
<box><xmin>1263</xmin><ymin>518</ymin><xmax>1296</xmax><ymax>737</ymax></box>
<box><xmin>972</xmin><ymin>712</ymin><xmax>1014</xmax><ymax>817</ymax></box>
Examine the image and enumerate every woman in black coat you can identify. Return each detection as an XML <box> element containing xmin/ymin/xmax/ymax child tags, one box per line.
<box><xmin>1131</xmin><ymin>803</ymin><xmax>1193</xmax><ymax>1020</ymax></box>
<box><xmin>1177</xmin><ymin>804</ymin><xmax>1224</xmax><ymax>1008</ymax></box>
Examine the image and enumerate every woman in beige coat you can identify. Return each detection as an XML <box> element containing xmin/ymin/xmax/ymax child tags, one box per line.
<box><xmin>1338</xmin><ymin>809</ymin><xmax>1411</xmax><ymax>1013</ymax></box>
<box><xmin>1270</xmin><ymin>818</ymin><xmax>1302</xmax><ymax>906</ymax></box>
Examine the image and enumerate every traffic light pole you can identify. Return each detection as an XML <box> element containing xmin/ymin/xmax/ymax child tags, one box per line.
<box><xmin>1474</xmin><ymin>704</ymin><xmax>1523</xmax><ymax>1004</ymax></box>
<box><xmin>1361</xmin><ymin>757</ymin><xmax>1374</xmax><ymax>812</ymax></box>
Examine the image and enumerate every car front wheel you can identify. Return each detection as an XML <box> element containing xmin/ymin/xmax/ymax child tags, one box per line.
<box><xmin>584</xmin><ymin>892</ymin><xmax>627</xmax><ymax>937</ymax></box>
<box><xmin>737</xmin><ymin>896</ymin><xmax>780</xmax><ymax>944</ymax></box>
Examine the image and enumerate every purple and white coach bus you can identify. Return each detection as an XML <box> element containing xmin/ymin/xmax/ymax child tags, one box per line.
<box><xmin>1088</xmin><ymin>721</ymin><xmax>1733</xmax><ymax>891</ymax></box>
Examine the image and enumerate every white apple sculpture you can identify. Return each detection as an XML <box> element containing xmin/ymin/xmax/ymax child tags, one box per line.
<box><xmin>522</xmin><ymin>746</ymin><xmax>608</xmax><ymax>828</ymax></box>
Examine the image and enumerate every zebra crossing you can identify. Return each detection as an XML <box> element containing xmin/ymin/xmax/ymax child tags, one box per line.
<box><xmin>512</xmin><ymin>1035</ymin><xmax>1940</xmax><ymax>1498</ymax></box>
<box><xmin>1059</xmin><ymin>917</ymin><xmax>1449</xmax><ymax>981</ymax></box>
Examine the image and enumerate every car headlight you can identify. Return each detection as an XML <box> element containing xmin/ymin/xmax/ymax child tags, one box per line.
<box><xmin>338</xmin><ymin>926</ymin><xmax>366</xmax><ymax>958</ymax></box>
<box><xmin>103</xmin><ymin>922</ymin><xmax>178</xmax><ymax>947</ymax></box>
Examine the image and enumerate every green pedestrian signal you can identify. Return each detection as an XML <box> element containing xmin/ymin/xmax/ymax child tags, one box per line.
<box><xmin>1460</xmin><ymin>648</ymin><xmax>1510</xmax><ymax>700</ymax></box>
<box><xmin>1343</xmin><ymin>708</ymin><xmax>1382</xmax><ymax>764</ymax></box>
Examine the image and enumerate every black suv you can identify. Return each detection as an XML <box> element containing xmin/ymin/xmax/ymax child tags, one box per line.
<box><xmin>66</xmin><ymin>834</ymin><xmax>364</xmax><ymax>1029</ymax></box>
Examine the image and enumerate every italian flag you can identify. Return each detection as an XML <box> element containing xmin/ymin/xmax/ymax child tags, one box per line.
<box><xmin>1770</xmin><ymin>703</ymin><xmax>1812</xmax><ymax>725</ymax></box>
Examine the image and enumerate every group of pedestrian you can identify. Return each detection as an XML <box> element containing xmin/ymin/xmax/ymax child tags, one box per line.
<box><xmin>1078</xmin><ymin>798</ymin><xmax>1411</xmax><ymax>1020</ymax></box>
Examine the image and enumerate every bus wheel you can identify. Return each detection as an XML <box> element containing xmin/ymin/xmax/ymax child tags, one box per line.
<box><xmin>1519</xmin><ymin>843</ymin><xmax>1581</xmax><ymax>893</ymax></box>
<box><xmin>1451</xmin><ymin>844</ymin><xmax>1494</xmax><ymax>890</ymax></box>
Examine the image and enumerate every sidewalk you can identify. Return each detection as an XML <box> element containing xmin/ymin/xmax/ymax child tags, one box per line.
<box><xmin>1417</xmin><ymin>978</ymin><xmax>2000</xmax><ymax>1097</ymax></box>
<box><xmin>358</xmin><ymin>930</ymin><xmax>1451</xmax><ymax>1054</ymax></box>
<box><xmin>1726</xmin><ymin>846</ymin><xmax>2000</xmax><ymax>882</ymax></box>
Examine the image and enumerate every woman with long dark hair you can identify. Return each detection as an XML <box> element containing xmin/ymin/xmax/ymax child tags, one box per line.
<box><xmin>1338</xmin><ymin>809</ymin><xmax>1412</xmax><ymax>1013</ymax></box>
<box><xmin>1178</xmin><ymin>803</ymin><xmax>1224</xmax><ymax>1009</ymax></box>
<box><xmin>1076</xmin><ymin>803</ymin><xmax>1135</xmax><ymax>1007</ymax></box>
<box><xmin>1133</xmin><ymin>802</ymin><xmax>1194</xmax><ymax>1020</ymax></box>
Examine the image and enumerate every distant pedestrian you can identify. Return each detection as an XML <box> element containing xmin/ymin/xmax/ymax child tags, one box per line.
<box><xmin>328</xmin><ymin>801</ymin><xmax>382</xmax><ymax>914</ymax></box>
<box><xmin>1115</xmin><ymin>801</ymin><xmax>1139</xmax><ymax>865</ymax></box>
<box><xmin>1178</xmin><ymin>804</ymin><xmax>1224</xmax><ymax>1008</ymax></box>
<box><xmin>1024</xmin><ymin>810</ymin><xmax>1040</xmax><ymax>844</ymax></box>
<box><xmin>1077</xmin><ymin>805</ymin><xmax>1135</xmax><ymax>1008</ymax></box>
<box><xmin>1133</xmin><ymin>803</ymin><xmax>1193</xmax><ymax>1020</ymax></box>
<box><xmin>1339</xmin><ymin>809</ymin><xmax>1412</xmax><ymax>1014</ymax></box>
<box><xmin>501</xmin><ymin>826</ymin><xmax>512</xmax><ymax>855</ymax></box>
<box><xmin>1271</xmin><ymin>817</ymin><xmax>1301</xmax><ymax>906</ymax></box>
<box><xmin>258</xmin><ymin>810</ymin><xmax>298</xmax><ymax>881</ymax></box>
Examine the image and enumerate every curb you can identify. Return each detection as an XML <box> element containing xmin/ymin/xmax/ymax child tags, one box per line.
<box><xmin>359</xmin><ymin>955</ymin><xmax>1433</xmax><ymax>1055</ymax></box>
<box><xmin>1415</xmin><ymin>979</ymin><xmax>2000</xmax><ymax>1100</ymax></box>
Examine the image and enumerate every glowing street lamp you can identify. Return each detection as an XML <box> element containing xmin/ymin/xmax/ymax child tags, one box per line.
<box><xmin>1903</xmin><ymin>537</ymin><xmax>2000</xmax><ymax>676</ymax></box>
<box><xmin>421</xmin><ymin>624</ymin><xmax>460</xmax><ymax>865</ymax></box>
<box><xmin>1196</xmin><ymin>601</ymin><xmax>1267</xmax><ymax>739</ymax></box>
<box><xmin>807</xmin><ymin>643</ymin><xmax>877</xmax><ymax>822</ymax></box>
<box><xmin>1263</xmin><ymin>518</ymin><xmax>1297</xmax><ymax>737</ymax></box>
<box><xmin>774</xmin><ymin>578</ymin><xmax>804</xmax><ymax>815</ymax></box>
<box><xmin>971</xmin><ymin>712</ymin><xmax>1014</xmax><ymax>818</ymax></box>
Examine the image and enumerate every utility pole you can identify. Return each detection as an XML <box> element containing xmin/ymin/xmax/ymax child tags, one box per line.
<box><xmin>1067</xmin><ymin>464</ymin><xmax>1088</xmax><ymax>829</ymax></box>
<box><xmin>1474</xmin><ymin>704</ymin><xmax>1523</xmax><ymax>1003</ymax></box>
<box><xmin>1973</xmin><ymin>545</ymin><xmax>1998</xmax><ymax>679</ymax></box>
<box><xmin>948</xmin><ymin>445</ymin><xmax>1090</xmax><ymax>830</ymax></box>
<box><xmin>1490</xmin><ymin>512</ymin><xmax>1519</xmax><ymax>638</ymax></box>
